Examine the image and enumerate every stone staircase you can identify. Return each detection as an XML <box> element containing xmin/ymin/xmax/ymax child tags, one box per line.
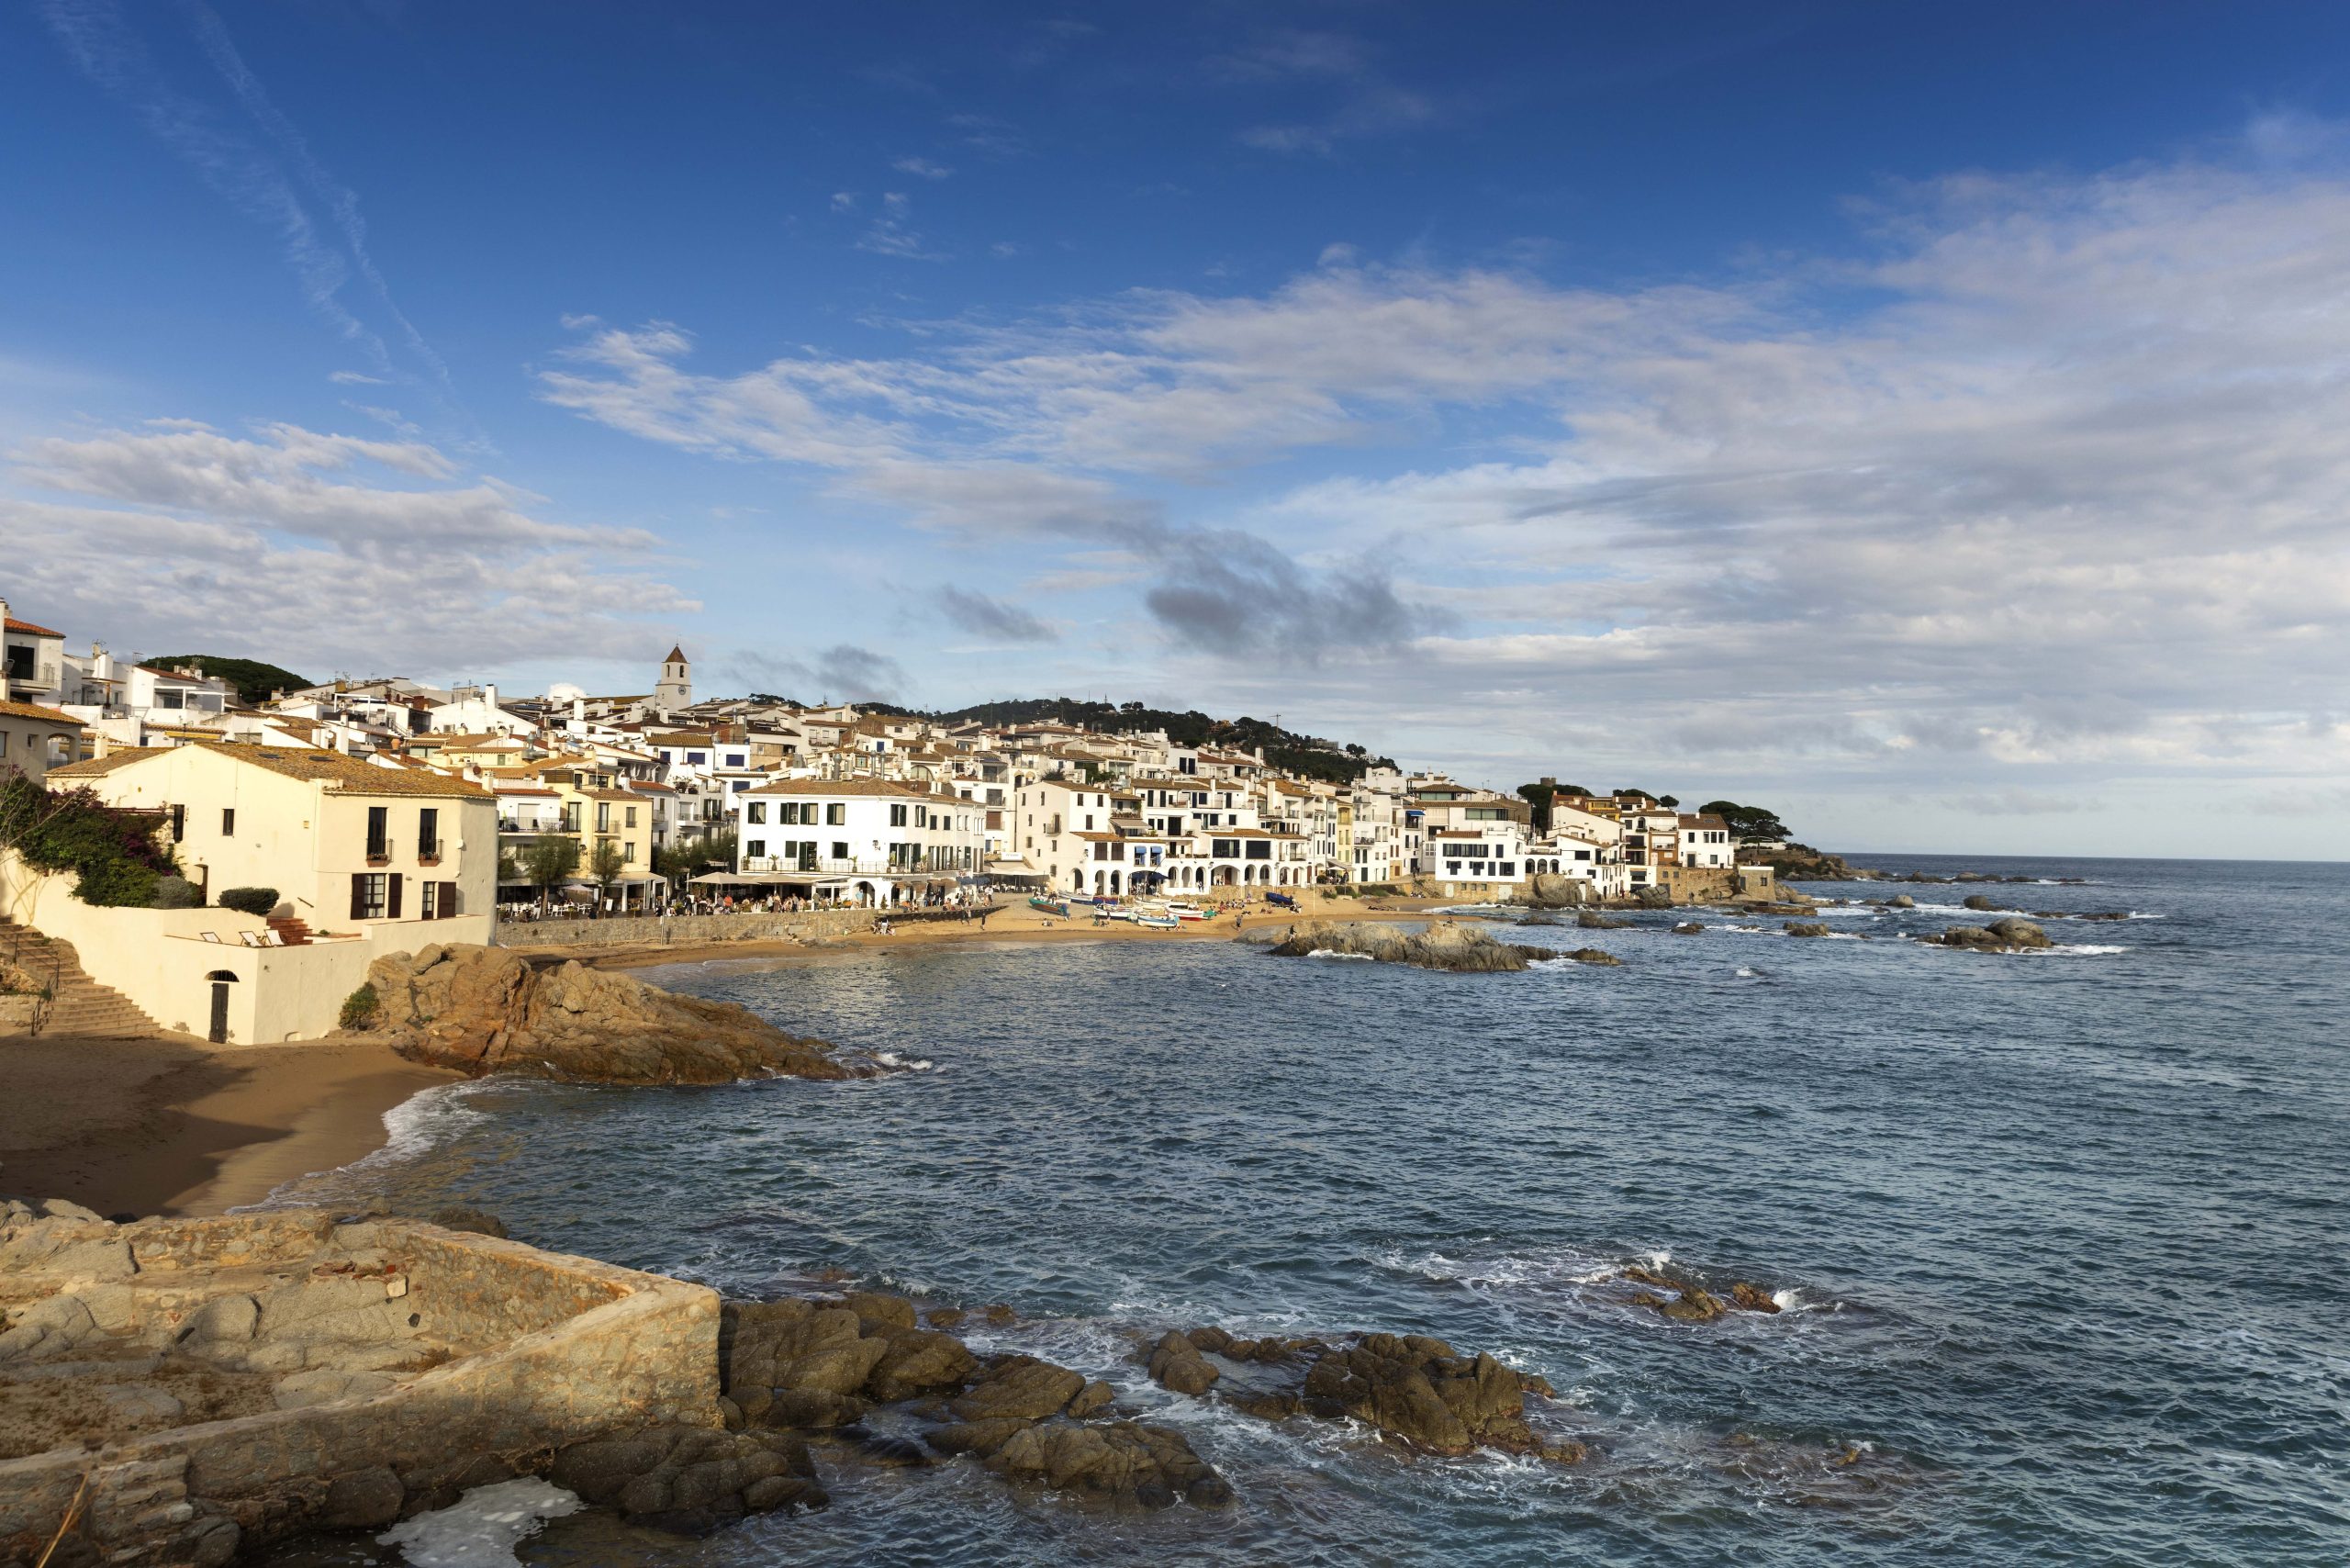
<box><xmin>266</xmin><ymin>913</ymin><xmax>314</xmax><ymax>946</ymax></box>
<box><xmin>0</xmin><ymin>916</ymin><xmax>164</xmax><ymax>1038</ymax></box>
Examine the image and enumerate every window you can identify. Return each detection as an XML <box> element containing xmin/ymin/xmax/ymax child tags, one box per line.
<box><xmin>170</xmin><ymin>804</ymin><xmax>185</xmax><ymax>843</ymax></box>
<box><xmin>831</xmin><ymin>841</ymin><xmax>848</xmax><ymax>860</ymax></box>
<box><xmin>155</xmin><ymin>689</ymin><xmax>185</xmax><ymax>710</ymax></box>
<box><xmin>890</xmin><ymin>803</ymin><xmax>908</xmax><ymax>826</ymax></box>
<box><xmin>596</xmin><ymin>802</ymin><xmax>610</xmax><ymax>832</ymax></box>
<box><xmin>365</xmin><ymin>805</ymin><xmax>387</xmax><ymax>859</ymax></box>
<box><xmin>826</xmin><ymin>803</ymin><xmax>845</xmax><ymax>825</ymax></box>
<box><xmin>625</xmin><ymin>806</ymin><xmax>638</xmax><ymax>828</ymax></box>
<box><xmin>221</xmin><ymin>808</ymin><xmax>234</xmax><ymax>835</ymax></box>
<box><xmin>687</xmin><ymin>751</ymin><xmax>706</xmax><ymax>765</ymax></box>
<box><xmin>747</xmin><ymin>801</ymin><xmax>767</xmax><ymax>824</ymax></box>
<box><xmin>421</xmin><ymin>880</ymin><xmax>439</xmax><ymax>920</ymax></box>
<box><xmin>623</xmin><ymin>843</ymin><xmax>636</xmax><ymax>863</ymax></box>
<box><xmin>417</xmin><ymin>807</ymin><xmax>439</xmax><ymax>858</ymax></box>
<box><xmin>352</xmin><ymin>872</ymin><xmax>388</xmax><ymax>920</ymax></box>
<box><xmin>747</xmin><ymin>838</ymin><xmax>766</xmax><ymax>858</ymax></box>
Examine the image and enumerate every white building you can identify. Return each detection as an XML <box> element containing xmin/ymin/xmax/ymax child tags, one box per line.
<box><xmin>733</xmin><ymin>778</ymin><xmax>987</xmax><ymax>905</ymax></box>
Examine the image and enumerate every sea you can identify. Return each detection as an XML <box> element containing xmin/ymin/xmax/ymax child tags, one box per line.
<box><xmin>262</xmin><ymin>855</ymin><xmax>2350</xmax><ymax>1567</ymax></box>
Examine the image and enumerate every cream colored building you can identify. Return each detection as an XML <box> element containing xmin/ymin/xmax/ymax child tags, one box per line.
<box><xmin>28</xmin><ymin>741</ymin><xmax>496</xmax><ymax>1043</ymax></box>
<box><xmin>0</xmin><ymin>699</ymin><xmax>84</xmax><ymax>784</ymax></box>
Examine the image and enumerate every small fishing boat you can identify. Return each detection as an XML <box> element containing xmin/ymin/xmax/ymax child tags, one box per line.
<box><xmin>1268</xmin><ymin>890</ymin><xmax>1299</xmax><ymax>910</ymax></box>
<box><xmin>1028</xmin><ymin>896</ymin><xmax>1072</xmax><ymax>917</ymax></box>
<box><xmin>1164</xmin><ymin>901</ymin><xmax>1208</xmax><ymax>922</ymax></box>
<box><xmin>1134</xmin><ymin>913</ymin><xmax>1180</xmax><ymax>930</ymax></box>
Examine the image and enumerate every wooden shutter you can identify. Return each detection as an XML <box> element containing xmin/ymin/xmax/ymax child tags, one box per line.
<box><xmin>350</xmin><ymin>873</ymin><xmax>366</xmax><ymax>920</ymax></box>
<box><xmin>386</xmin><ymin>874</ymin><xmax>402</xmax><ymax>919</ymax></box>
<box><xmin>441</xmin><ymin>880</ymin><xmax>459</xmax><ymax>918</ymax></box>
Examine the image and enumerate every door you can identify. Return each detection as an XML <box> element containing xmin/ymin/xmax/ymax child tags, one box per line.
<box><xmin>208</xmin><ymin>981</ymin><xmax>229</xmax><ymax>1044</ymax></box>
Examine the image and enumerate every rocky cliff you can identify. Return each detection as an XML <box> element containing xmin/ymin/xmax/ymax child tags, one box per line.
<box><xmin>358</xmin><ymin>944</ymin><xmax>853</xmax><ymax>1084</ymax></box>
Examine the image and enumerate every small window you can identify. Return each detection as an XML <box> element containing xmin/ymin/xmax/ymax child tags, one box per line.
<box><xmin>827</xmin><ymin>803</ymin><xmax>845</xmax><ymax>825</ymax></box>
<box><xmin>421</xmin><ymin>880</ymin><xmax>440</xmax><ymax>920</ymax></box>
<box><xmin>623</xmin><ymin>843</ymin><xmax>636</xmax><ymax>863</ymax></box>
<box><xmin>832</xmin><ymin>841</ymin><xmax>848</xmax><ymax>860</ymax></box>
<box><xmin>890</xmin><ymin>803</ymin><xmax>908</xmax><ymax>826</ymax></box>
<box><xmin>222</xmin><ymin>808</ymin><xmax>234</xmax><ymax>835</ymax></box>
<box><xmin>625</xmin><ymin>806</ymin><xmax>638</xmax><ymax>828</ymax></box>
<box><xmin>747</xmin><ymin>838</ymin><xmax>766</xmax><ymax>857</ymax></box>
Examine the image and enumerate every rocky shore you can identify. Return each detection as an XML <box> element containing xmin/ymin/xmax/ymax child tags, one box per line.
<box><xmin>353</xmin><ymin>943</ymin><xmax>863</xmax><ymax>1084</ymax></box>
<box><xmin>1246</xmin><ymin>920</ymin><xmax>1623</xmax><ymax>971</ymax></box>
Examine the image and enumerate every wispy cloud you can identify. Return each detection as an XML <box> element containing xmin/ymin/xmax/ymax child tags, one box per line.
<box><xmin>890</xmin><ymin>156</ymin><xmax>953</xmax><ymax>180</ymax></box>
<box><xmin>854</xmin><ymin>192</ymin><xmax>946</xmax><ymax>260</ymax></box>
<box><xmin>1216</xmin><ymin>28</ymin><xmax>1438</xmax><ymax>156</ymax></box>
<box><xmin>39</xmin><ymin>0</ymin><xmax>476</xmax><ymax>446</ymax></box>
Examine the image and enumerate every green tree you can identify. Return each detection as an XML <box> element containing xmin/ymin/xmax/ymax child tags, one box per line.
<box><xmin>1698</xmin><ymin>800</ymin><xmax>1791</xmax><ymax>844</ymax></box>
<box><xmin>588</xmin><ymin>838</ymin><xmax>627</xmax><ymax>906</ymax></box>
<box><xmin>522</xmin><ymin>833</ymin><xmax>579</xmax><ymax>915</ymax></box>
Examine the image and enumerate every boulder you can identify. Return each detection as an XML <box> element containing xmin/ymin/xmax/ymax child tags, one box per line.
<box><xmin>1729</xmin><ymin>1282</ymin><xmax>1781</xmax><ymax>1314</ymax></box>
<box><xmin>319</xmin><ymin>1466</ymin><xmax>406</xmax><ymax>1530</ymax></box>
<box><xmin>1672</xmin><ymin>922</ymin><xmax>1705</xmax><ymax>935</ymax></box>
<box><xmin>924</xmin><ymin>1417</ymin><xmax>1035</xmax><ymax>1458</ymax></box>
<box><xmin>950</xmin><ymin>1356</ymin><xmax>1087</xmax><ymax>1422</ymax></box>
<box><xmin>1576</xmin><ymin>911</ymin><xmax>1634</xmax><ymax>929</ymax></box>
<box><xmin>1146</xmin><ymin>1330</ymin><xmax>1219</xmax><ymax>1395</ymax></box>
<box><xmin>861</xmin><ymin>1324</ymin><xmax>980</xmax><ymax>1403</ymax></box>
<box><xmin>1293</xmin><ymin>1333</ymin><xmax>1564</xmax><ymax>1458</ymax></box>
<box><xmin>1887</xmin><ymin>894</ymin><xmax>1915</xmax><ymax>909</ymax></box>
<box><xmin>550</xmin><ymin>1425</ymin><xmax>826</xmax><ymax>1531</ymax></box>
<box><xmin>989</xmin><ymin>1419</ymin><xmax>1233</xmax><ymax>1508</ymax></box>
<box><xmin>358</xmin><ymin>943</ymin><xmax>852</xmax><ymax>1084</ymax></box>
<box><xmin>1564</xmin><ymin>948</ymin><xmax>1623</xmax><ymax>966</ymax></box>
<box><xmin>429</xmin><ymin>1207</ymin><xmax>508</xmax><ymax>1238</ymax></box>
<box><xmin>1635</xmin><ymin>885</ymin><xmax>1674</xmax><ymax>909</ymax></box>
<box><xmin>1258</xmin><ymin>921</ymin><xmax>1556</xmax><ymax>973</ymax></box>
<box><xmin>1634</xmin><ymin>1286</ymin><xmax>1729</xmax><ymax>1323</ymax></box>
<box><xmin>1961</xmin><ymin>893</ymin><xmax>2004</xmax><ymax>912</ymax></box>
<box><xmin>1929</xmin><ymin>920</ymin><xmax>2053</xmax><ymax>952</ymax></box>
<box><xmin>1520</xmin><ymin>873</ymin><xmax>1595</xmax><ymax>909</ymax></box>
<box><xmin>722</xmin><ymin>1300</ymin><xmax>888</xmax><ymax>1427</ymax></box>
<box><xmin>1783</xmin><ymin>922</ymin><xmax>1831</xmax><ymax>938</ymax></box>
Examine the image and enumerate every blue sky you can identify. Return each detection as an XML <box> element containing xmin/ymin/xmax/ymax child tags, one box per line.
<box><xmin>6</xmin><ymin>2</ymin><xmax>2349</xmax><ymax>856</ymax></box>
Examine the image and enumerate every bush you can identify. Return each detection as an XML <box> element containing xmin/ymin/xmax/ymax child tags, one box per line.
<box><xmin>339</xmin><ymin>981</ymin><xmax>379</xmax><ymax>1032</ymax></box>
<box><xmin>151</xmin><ymin>876</ymin><xmax>201</xmax><ymax>910</ymax></box>
<box><xmin>217</xmin><ymin>886</ymin><xmax>280</xmax><ymax>917</ymax></box>
<box><xmin>0</xmin><ymin>774</ymin><xmax>179</xmax><ymax>906</ymax></box>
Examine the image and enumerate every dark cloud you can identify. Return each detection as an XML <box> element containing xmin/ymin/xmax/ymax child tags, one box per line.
<box><xmin>727</xmin><ymin>644</ymin><xmax>907</xmax><ymax>704</ymax></box>
<box><xmin>933</xmin><ymin>586</ymin><xmax>1058</xmax><ymax>644</ymax></box>
<box><xmin>1143</xmin><ymin>532</ymin><xmax>1442</xmax><ymax>660</ymax></box>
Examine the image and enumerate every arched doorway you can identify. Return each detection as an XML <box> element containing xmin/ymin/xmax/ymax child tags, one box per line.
<box><xmin>205</xmin><ymin>969</ymin><xmax>237</xmax><ymax>1044</ymax></box>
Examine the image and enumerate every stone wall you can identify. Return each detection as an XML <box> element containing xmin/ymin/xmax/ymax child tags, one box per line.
<box><xmin>497</xmin><ymin>906</ymin><xmax>876</xmax><ymax>950</ymax></box>
<box><xmin>0</xmin><ymin>1209</ymin><xmax>721</xmax><ymax>1564</ymax></box>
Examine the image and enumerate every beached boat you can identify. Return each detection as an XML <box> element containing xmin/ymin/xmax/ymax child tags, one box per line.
<box><xmin>1134</xmin><ymin>913</ymin><xmax>1180</xmax><ymax>930</ymax></box>
<box><xmin>1028</xmin><ymin>896</ymin><xmax>1071</xmax><ymax>917</ymax></box>
<box><xmin>1164</xmin><ymin>902</ymin><xmax>1208</xmax><ymax>922</ymax></box>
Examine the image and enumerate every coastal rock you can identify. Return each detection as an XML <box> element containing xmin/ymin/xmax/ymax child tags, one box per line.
<box><xmin>1517</xmin><ymin>914</ymin><xmax>1561</xmax><ymax>927</ymax></box>
<box><xmin>1961</xmin><ymin>893</ymin><xmax>2006</xmax><ymax>912</ymax></box>
<box><xmin>1519</xmin><ymin>873</ymin><xmax>1595</xmax><ymax>909</ymax></box>
<box><xmin>1756</xmin><ymin>844</ymin><xmax>1870</xmax><ymax>881</ymax></box>
<box><xmin>1729</xmin><ymin>1282</ymin><xmax>1781</xmax><ymax>1314</ymax></box>
<box><xmin>1294</xmin><ymin>1334</ymin><xmax>1566</xmax><ymax>1459</ymax></box>
<box><xmin>1783</xmin><ymin>922</ymin><xmax>1831</xmax><ymax>938</ymax></box>
<box><xmin>1928</xmin><ymin>920</ymin><xmax>2053</xmax><ymax>952</ymax></box>
<box><xmin>1635</xmin><ymin>886</ymin><xmax>1674</xmax><ymax>909</ymax></box>
<box><xmin>1577</xmin><ymin>911</ymin><xmax>1634</xmax><ymax>929</ymax></box>
<box><xmin>1147</xmin><ymin>1330</ymin><xmax>1220</xmax><ymax>1395</ymax></box>
<box><xmin>549</xmin><ymin>1425</ymin><xmax>827</xmax><ymax>1531</ymax></box>
<box><xmin>722</xmin><ymin>1300</ymin><xmax>888</xmax><ymax>1427</ymax></box>
<box><xmin>1886</xmin><ymin>894</ymin><xmax>1915</xmax><ymax>909</ymax></box>
<box><xmin>358</xmin><ymin>943</ymin><xmax>852</xmax><ymax>1084</ymax></box>
<box><xmin>950</xmin><ymin>1356</ymin><xmax>1087</xmax><ymax>1422</ymax></box>
<box><xmin>1672</xmin><ymin>922</ymin><xmax>1705</xmax><ymax>935</ymax></box>
<box><xmin>989</xmin><ymin>1419</ymin><xmax>1234</xmax><ymax>1509</ymax></box>
<box><xmin>1633</xmin><ymin>1286</ymin><xmax>1728</xmax><ymax>1323</ymax></box>
<box><xmin>1256</xmin><ymin>921</ymin><xmax>1556</xmax><ymax>973</ymax></box>
<box><xmin>925</xmin><ymin>1417</ymin><xmax>1035</xmax><ymax>1457</ymax></box>
<box><xmin>1565</xmin><ymin>948</ymin><xmax>1624</xmax><ymax>966</ymax></box>
<box><xmin>862</xmin><ymin>1324</ymin><xmax>981</xmax><ymax>1402</ymax></box>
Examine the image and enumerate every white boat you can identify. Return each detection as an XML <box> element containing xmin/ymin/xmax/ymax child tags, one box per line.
<box><xmin>1135</xmin><ymin>913</ymin><xmax>1180</xmax><ymax>930</ymax></box>
<box><xmin>1163</xmin><ymin>902</ymin><xmax>1208</xmax><ymax>922</ymax></box>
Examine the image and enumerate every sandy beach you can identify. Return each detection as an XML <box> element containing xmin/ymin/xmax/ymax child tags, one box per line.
<box><xmin>0</xmin><ymin>1033</ymin><xmax>453</xmax><ymax>1219</ymax></box>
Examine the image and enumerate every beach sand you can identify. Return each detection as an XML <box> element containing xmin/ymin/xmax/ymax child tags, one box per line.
<box><xmin>0</xmin><ymin>1034</ymin><xmax>452</xmax><ymax>1218</ymax></box>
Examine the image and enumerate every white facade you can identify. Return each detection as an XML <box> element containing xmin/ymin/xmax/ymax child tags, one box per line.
<box><xmin>734</xmin><ymin>778</ymin><xmax>987</xmax><ymax>903</ymax></box>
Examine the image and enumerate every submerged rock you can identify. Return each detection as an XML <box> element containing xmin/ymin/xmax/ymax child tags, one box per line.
<box><xmin>1927</xmin><ymin>919</ymin><xmax>2053</xmax><ymax>952</ymax></box>
<box><xmin>989</xmin><ymin>1419</ymin><xmax>1234</xmax><ymax>1509</ymax></box>
<box><xmin>1672</xmin><ymin>922</ymin><xmax>1705</xmax><ymax>935</ymax></box>
<box><xmin>1577</xmin><ymin>911</ymin><xmax>1635</xmax><ymax>929</ymax></box>
<box><xmin>1783</xmin><ymin>922</ymin><xmax>1832</xmax><ymax>938</ymax></box>
<box><xmin>1564</xmin><ymin>948</ymin><xmax>1624</xmax><ymax>966</ymax></box>
<box><xmin>359</xmin><ymin>943</ymin><xmax>852</xmax><ymax>1084</ymax></box>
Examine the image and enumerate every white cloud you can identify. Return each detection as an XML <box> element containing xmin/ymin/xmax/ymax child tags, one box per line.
<box><xmin>891</xmin><ymin>156</ymin><xmax>952</xmax><ymax>180</ymax></box>
<box><xmin>1</xmin><ymin>421</ymin><xmax>690</xmax><ymax>673</ymax></box>
<box><xmin>537</xmin><ymin>140</ymin><xmax>2350</xmax><ymax>811</ymax></box>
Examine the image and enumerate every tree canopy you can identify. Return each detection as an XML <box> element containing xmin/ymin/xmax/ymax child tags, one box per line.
<box><xmin>142</xmin><ymin>654</ymin><xmax>312</xmax><ymax>705</ymax></box>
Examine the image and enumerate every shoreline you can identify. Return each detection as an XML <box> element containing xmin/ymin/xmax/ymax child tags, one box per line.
<box><xmin>0</xmin><ymin>1034</ymin><xmax>454</xmax><ymax>1219</ymax></box>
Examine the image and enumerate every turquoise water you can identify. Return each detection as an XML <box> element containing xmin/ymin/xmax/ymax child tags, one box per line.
<box><xmin>274</xmin><ymin>857</ymin><xmax>2350</xmax><ymax>1565</ymax></box>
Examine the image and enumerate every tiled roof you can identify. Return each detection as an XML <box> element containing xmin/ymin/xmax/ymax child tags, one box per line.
<box><xmin>3</xmin><ymin>616</ymin><xmax>63</xmax><ymax>637</ymax></box>
<box><xmin>0</xmin><ymin>699</ymin><xmax>80</xmax><ymax>725</ymax></box>
<box><xmin>47</xmin><ymin>748</ymin><xmax>158</xmax><ymax>778</ymax></box>
<box><xmin>742</xmin><ymin>777</ymin><xmax>962</xmax><ymax>802</ymax></box>
<box><xmin>60</xmin><ymin>741</ymin><xmax>490</xmax><ymax>798</ymax></box>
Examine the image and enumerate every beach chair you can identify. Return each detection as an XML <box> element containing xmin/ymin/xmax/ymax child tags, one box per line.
<box><xmin>199</xmin><ymin>931</ymin><xmax>221</xmax><ymax>943</ymax></box>
<box><xmin>238</xmin><ymin>930</ymin><xmax>264</xmax><ymax>947</ymax></box>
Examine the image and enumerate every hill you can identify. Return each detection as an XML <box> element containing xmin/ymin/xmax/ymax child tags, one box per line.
<box><xmin>143</xmin><ymin>655</ymin><xmax>313</xmax><ymax>706</ymax></box>
<box><xmin>877</xmin><ymin>697</ymin><xmax>1396</xmax><ymax>785</ymax></box>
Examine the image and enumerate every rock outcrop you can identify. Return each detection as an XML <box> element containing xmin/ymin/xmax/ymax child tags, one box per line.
<box><xmin>1249</xmin><ymin>921</ymin><xmax>1557</xmax><ymax>973</ymax></box>
<box><xmin>359</xmin><ymin>944</ymin><xmax>852</xmax><ymax>1084</ymax></box>
<box><xmin>550</xmin><ymin>1426</ymin><xmax>828</xmax><ymax>1530</ymax></box>
<box><xmin>1752</xmin><ymin>844</ymin><xmax>1876</xmax><ymax>881</ymax></box>
<box><xmin>1926</xmin><ymin>919</ymin><xmax>2053</xmax><ymax>952</ymax></box>
<box><xmin>1783</xmin><ymin>921</ymin><xmax>1831</xmax><ymax>938</ymax></box>
<box><xmin>1517</xmin><ymin>873</ymin><xmax>1596</xmax><ymax>909</ymax></box>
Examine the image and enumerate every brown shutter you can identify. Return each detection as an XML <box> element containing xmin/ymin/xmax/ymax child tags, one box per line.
<box><xmin>350</xmin><ymin>873</ymin><xmax>366</xmax><ymax>921</ymax></box>
<box><xmin>441</xmin><ymin>880</ymin><xmax>459</xmax><ymax>918</ymax></box>
<box><xmin>386</xmin><ymin>874</ymin><xmax>402</xmax><ymax>919</ymax></box>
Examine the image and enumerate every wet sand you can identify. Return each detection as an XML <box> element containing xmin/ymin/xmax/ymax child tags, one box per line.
<box><xmin>0</xmin><ymin>1035</ymin><xmax>452</xmax><ymax>1217</ymax></box>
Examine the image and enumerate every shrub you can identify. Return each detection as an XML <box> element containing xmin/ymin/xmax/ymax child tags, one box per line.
<box><xmin>339</xmin><ymin>981</ymin><xmax>379</xmax><ymax>1032</ymax></box>
<box><xmin>0</xmin><ymin>774</ymin><xmax>179</xmax><ymax>906</ymax></box>
<box><xmin>217</xmin><ymin>886</ymin><xmax>280</xmax><ymax>917</ymax></box>
<box><xmin>151</xmin><ymin>876</ymin><xmax>201</xmax><ymax>910</ymax></box>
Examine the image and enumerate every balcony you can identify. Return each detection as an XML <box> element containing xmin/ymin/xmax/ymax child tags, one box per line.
<box><xmin>365</xmin><ymin>837</ymin><xmax>394</xmax><ymax>867</ymax></box>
